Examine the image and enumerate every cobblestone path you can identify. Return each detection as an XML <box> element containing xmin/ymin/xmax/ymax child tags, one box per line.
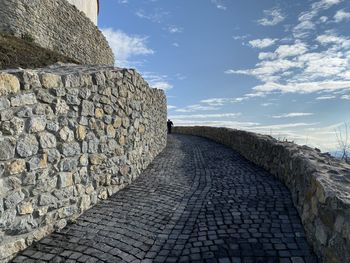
<box><xmin>13</xmin><ymin>134</ymin><xmax>317</xmax><ymax>263</ymax></box>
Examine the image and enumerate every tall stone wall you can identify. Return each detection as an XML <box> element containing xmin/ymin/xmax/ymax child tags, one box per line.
<box><xmin>0</xmin><ymin>0</ymin><xmax>114</xmax><ymax>66</ymax></box>
<box><xmin>0</xmin><ymin>64</ymin><xmax>167</xmax><ymax>262</ymax></box>
<box><xmin>174</xmin><ymin>126</ymin><xmax>350</xmax><ymax>263</ymax></box>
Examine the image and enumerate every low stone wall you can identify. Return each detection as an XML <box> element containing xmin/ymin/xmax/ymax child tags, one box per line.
<box><xmin>174</xmin><ymin>126</ymin><xmax>350</xmax><ymax>263</ymax></box>
<box><xmin>0</xmin><ymin>64</ymin><xmax>167</xmax><ymax>262</ymax></box>
<box><xmin>0</xmin><ymin>0</ymin><xmax>114</xmax><ymax>65</ymax></box>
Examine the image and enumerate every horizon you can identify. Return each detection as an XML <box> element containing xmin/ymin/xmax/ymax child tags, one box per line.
<box><xmin>98</xmin><ymin>0</ymin><xmax>350</xmax><ymax>153</ymax></box>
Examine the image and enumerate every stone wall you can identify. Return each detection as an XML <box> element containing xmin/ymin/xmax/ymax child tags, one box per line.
<box><xmin>0</xmin><ymin>0</ymin><xmax>114</xmax><ymax>66</ymax></box>
<box><xmin>174</xmin><ymin>126</ymin><xmax>350</xmax><ymax>263</ymax></box>
<box><xmin>0</xmin><ymin>64</ymin><xmax>167</xmax><ymax>262</ymax></box>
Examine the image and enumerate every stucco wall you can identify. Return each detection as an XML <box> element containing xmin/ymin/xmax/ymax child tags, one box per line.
<box><xmin>174</xmin><ymin>126</ymin><xmax>350</xmax><ymax>263</ymax></box>
<box><xmin>0</xmin><ymin>64</ymin><xmax>167</xmax><ymax>262</ymax></box>
<box><xmin>66</xmin><ymin>0</ymin><xmax>98</xmax><ymax>25</ymax></box>
<box><xmin>0</xmin><ymin>0</ymin><xmax>114</xmax><ymax>65</ymax></box>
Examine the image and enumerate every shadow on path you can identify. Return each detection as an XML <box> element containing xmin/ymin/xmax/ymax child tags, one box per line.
<box><xmin>13</xmin><ymin>134</ymin><xmax>317</xmax><ymax>263</ymax></box>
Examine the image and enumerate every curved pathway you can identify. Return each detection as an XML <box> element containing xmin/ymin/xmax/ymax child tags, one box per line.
<box><xmin>13</xmin><ymin>134</ymin><xmax>317</xmax><ymax>263</ymax></box>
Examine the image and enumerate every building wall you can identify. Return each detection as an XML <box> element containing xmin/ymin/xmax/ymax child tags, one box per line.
<box><xmin>0</xmin><ymin>64</ymin><xmax>167</xmax><ymax>262</ymax></box>
<box><xmin>66</xmin><ymin>0</ymin><xmax>98</xmax><ymax>25</ymax></box>
<box><xmin>0</xmin><ymin>0</ymin><xmax>114</xmax><ymax>65</ymax></box>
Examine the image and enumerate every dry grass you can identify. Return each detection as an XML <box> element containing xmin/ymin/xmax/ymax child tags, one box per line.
<box><xmin>0</xmin><ymin>32</ymin><xmax>78</xmax><ymax>70</ymax></box>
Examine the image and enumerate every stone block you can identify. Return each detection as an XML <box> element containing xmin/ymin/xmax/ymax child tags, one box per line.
<box><xmin>0</xmin><ymin>138</ymin><xmax>16</xmax><ymax>161</ymax></box>
<box><xmin>58</xmin><ymin>173</ymin><xmax>73</xmax><ymax>188</ymax></box>
<box><xmin>0</xmin><ymin>73</ymin><xmax>20</xmax><ymax>96</ymax></box>
<box><xmin>16</xmin><ymin>135</ymin><xmax>39</xmax><ymax>157</ymax></box>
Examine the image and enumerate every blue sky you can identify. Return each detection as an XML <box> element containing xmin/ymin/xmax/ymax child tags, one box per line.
<box><xmin>99</xmin><ymin>0</ymin><xmax>350</xmax><ymax>152</ymax></box>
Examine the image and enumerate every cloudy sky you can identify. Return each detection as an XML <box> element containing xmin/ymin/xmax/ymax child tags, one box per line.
<box><xmin>99</xmin><ymin>0</ymin><xmax>350</xmax><ymax>152</ymax></box>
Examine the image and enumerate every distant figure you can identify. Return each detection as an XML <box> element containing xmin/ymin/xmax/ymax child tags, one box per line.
<box><xmin>167</xmin><ymin>119</ymin><xmax>174</xmax><ymax>134</ymax></box>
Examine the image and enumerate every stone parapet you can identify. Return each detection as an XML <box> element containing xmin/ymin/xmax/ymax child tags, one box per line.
<box><xmin>173</xmin><ymin>126</ymin><xmax>350</xmax><ymax>263</ymax></box>
<box><xmin>0</xmin><ymin>0</ymin><xmax>114</xmax><ymax>65</ymax></box>
<box><xmin>0</xmin><ymin>64</ymin><xmax>167</xmax><ymax>262</ymax></box>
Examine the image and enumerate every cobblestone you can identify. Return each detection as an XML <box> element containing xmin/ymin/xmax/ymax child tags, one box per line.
<box><xmin>12</xmin><ymin>134</ymin><xmax>317</xmax><ymax>262</ymax></box>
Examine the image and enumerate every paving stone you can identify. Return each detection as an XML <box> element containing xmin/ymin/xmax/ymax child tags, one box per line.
<box><xmin>13</xmin><ymin>135</ymin><xmax>318</xmax><ymax>262</ymax></box>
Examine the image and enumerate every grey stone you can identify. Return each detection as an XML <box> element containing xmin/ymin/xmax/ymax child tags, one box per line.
<box><xmin>47</xmin><ymin>149</ymin><xmax>61</xmax><ymax>164</ymax></box>
<box><xmin>16</xmin><ymin>134</ymin><xmax>39</xmax><ymax>157</ymax></box>
<box><xmin>4</xmin><ymin>191</ymin><xmax>25</xmax><ymax>209</ymax></box>
<box><xmin>10</xmin><ymin>93</ymin><xmax>37</xmax><ymax>107</ymax></box>
<box><xmin>60</xmin><ymin>142</ymin><xmax>81</xmax><ymax>157</ymax></box>
<box><xmin>27</xmin><ymin>116</ymin><xmax>46</xmax><ymax>133</ymax></box>
<box><xmin>27</xmin><ymin>155</ymin><xmax>47</xmax><ymax>171</ymax></box>
<box><xmin>81</xmin><ymin>100</ymin><xmax>95</xmax><ymax>116</ymax></box>
<box><xmin>1</xmin><ymin>118</ymin><xmax>25</xmax><ymax>135</ymax></box>
<box><xmin>39</xmin><ymin>194</ymin><xmax>58</xmax><ymax>206</ymax></box>
<box><xmin>0</xmin><ymin>97</ymin><xmax>10</xmax><ymax>111</ymax></box>
<box><xmin>39</xmin><ymin>132</ymin><xmax>57</xmax><ymax>149</ymax></box>
<box><xmin>59</xmin><ymin>158</ymin><xmax>78</xmax><ymax>172</ymax></box>
<box><xmin>59</xmin><ymin>127</ymin><xmax>75</xmax><ymax>142</ymax></box>
<box><xmin>0</xmin><ymin>138</ymin><xmax>16</xmax><ymax>160</ymax></box>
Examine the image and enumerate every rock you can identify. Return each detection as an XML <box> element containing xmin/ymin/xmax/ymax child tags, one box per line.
<box><xmin>66</xmin><ymin>94</ymin><xmax>81</xmax><ymax>105</ymax></box>
<box><xmin>59</xmin><ymin>158</ymin><xmax>78</xmax><ymax>172</ymax></box>
<box><xmin>81</xmin><ymin>100</ymin><xmax>95</xmax><ymax>116</ymax></box>
<box><xmin>18</xmin><ymin>70</ymin><xmax>41</xmax><ymax>90</ymax></box>
<box><xmin>4</xmin><ymin>191</ymin><xmax>25</xmax><ymax>209</ymax></box>
<box><xmin>119</xmin><ymin>135</ymin><xmax>126</xmax><ymax>146</ymax></box>
<box><xmin>60</xmin><ymin>142</ymin><xmax>81</xmax><ymax>157</ymax></box>
<box><xmin>59</xmin><ymin>127</ymin><xmax>75</xmax><ymax>142</ymax></box>
<box><xmin>92</xmin><ymin>72</ymin><xmax>106</xmax><ymax>86</ymax></box>
<box><xmin>47</xmin><ymin>149</ymin><xmax>61</xmax><ymax>164</ymax></box>
<box><xmin>95</xmin><ymin>108</ymin><xmax>104</xmax><ymax>119</ymax></box>
<box><xmin>39</xmin><ymin>194</ymin><xmax>57</xmax><ymax>206</ymax></box>
<box><xmin>0</xmin><ymin>73</ymin><xmax>20</xmax><ymax>96</ymax></box>
<box><xmin>0</xmin><ymin>97</ymin><xmax>10</xmax><ymax>111</ymax></box>
<box><xmin>80</xmin><ymin>195</ymin><xmax>91</xmax><ymax>211</ymax></box>
<box><xmin>106</xmin><ymin>125</ymin><xmax>116</xmax><ymax>138</ymax></box>
<box><xmin>39</xmin><ymin>132</ymin><xmax>57</xmax><ymax>149</ymax></box>
<box><xmin>17</xmin><ymin>202</ymin><xmax>33</xmax><ymax>215</ymax></box>
<box><xmin>62</xmin><ymin>74</ymin><xmax>80</xmax><ymax>88</ymax></box>
<box><xmin>0</xmin><ymin>238</ymin><xmax>26</xmax><ymax>260</ymax></box>
<box><xmin>98</xmin><ymin>190</ymin><xmax>108</xmax><ymax>200</ymax></box>
<box><xmin>76</xmin><ymin>125</ymin><xmax>87</xmax><ymax>141</ymax></box>
<box><xmin>40</xmin><ymin>73</ymin><xmax>62</xmax><ymax>89</ymax></box>
<box><xmin>58</xmin><ymin>173</ymin><xmax>73</xmax><ymax>188</ymax></box>
<box><xmin>16</xmin><ymin>135</ymin><xmax>39</xmax><ymax>157</ymax></box>
<box><xmin>8</xmin><ymin>159</ymin><xmax>26</xmax><ymax>175</ymax></box>
<box><xmin>54</xmin><ymin>99</ymin><xmax>69</xmax><ymax>115</ymax></box>
<box><xmin>1</xmin><ymin>117</ymin><xmax>25</xmax><ymax>135</ymax></box>
<box><xmin>10</xmin><ymin>93</ymin><xmax>37</xmax><ymax>107</ymax></box>
<box><xmin>0</xmin><ymin>138</ymin><xmax>16</xmax><ymax>160</ymax></box>
<box><xmin>122</xmin><ymin>117</ymin><xmax>130</xmax><ymax>128</ymax></box>
<box><xmin>27</xmin><ymin>154</ymin><xmax>48</xmax><ymax>171</ymax></box>
<box><xmin>27</xmin><ymin>116</ymin><xmax>46</xmax><ymax>133</ymax></box>
<box><xmin>89</xmin><ymin>154</ymin><xmax>106</xmax><ymax>165</ymax></box>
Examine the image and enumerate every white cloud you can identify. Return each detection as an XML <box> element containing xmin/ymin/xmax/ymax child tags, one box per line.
<box><xmin>102</xmin><ymin>28</ymin><xmax>154</xmax><ymax>68</ymax></box>
<box><xmin>211</xmin><ymin>0</ymin><xmax>227</xmax><ymax>10</ymax></box>
<box><xmin>167</xmin><ymin>25</ymin><xmax>183</xmax><ymax>33</ymax></box>
<box><xmin>258</xmin><ymin>7</ymin><xmax>285</xmax><ymax>26</ymax></box>
<box><xmin>175</xmin><ymin>104</ymin><xmax>221</xmax><ymax>113</ymax></box>
<box><xmin>135</xmin><ymin>9</ymin><xmax>169</xmax><ymax>23</ymax></box>
<box><xmin>142</xmin><ymin>72</ymin><xmax>173</xmax><ymax>91</ymax></box>
<box><xmin>167</xmin><ymin>105</ymin><xmax>177</xmax><ymax>110</ymax></box>
<box><xmin>170</xmin><ymin>113</ymin><xmax>241</xmax><ymax>119</ymax></box>
<box><xmin>172</xmin><ymin>42</ymin><xmax>180</xmax><ymax>48</ymax></box>
<box><xmin>275</xmin><ymin>43</ymin><xmax>308</xmax><ymax>58</ymax></box>
<box><xmin>341</xmin><ymin>95</ymin><xmax>350</xmax><ymax>99</ymax></box>
<box><xmin>169</xmin><ymin>119</ymin><xmax>260</xmax><ymax>129</ymax></box>
<box><xmin>233</xmin><ymin>35</ymin><xmax>250</xmax><ymax>40</ymax></box>
<box><xmin>249</xmin><ymin>38</ymin><xmax>277</xmax><ymax>49</ymax></box>
<box><xmin>272</xmin><ymin>112</ymin><xmax>314</xmax><ymax>118</ymax></box>
<box><xmin>253</xmin><ymin>81</ymin><xmax>350</xmax><ymax>94</ymax></box>
<box><xmin>258</xmin><ymin>52</ymin><xmax>277</xmax><ymax>60</ymax></box>
<box><xmin>316</xmin><ymin>95</ymin><xmax>337</xmax><ymax>100</ymax></box>
<box><xmin>334</xmin><ymin>9</ymin><xmax>350</xmax><ymax>22</ymax></box>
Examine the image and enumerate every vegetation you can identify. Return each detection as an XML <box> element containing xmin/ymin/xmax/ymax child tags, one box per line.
<box><xmin>0</xmin><ymin>32</ymin><xmax>77</xmax><ymax>69</ymax></box>
<box><xmin>335</xmin><ymin>122</ymin><xmax>350</xmax><ymax>163</ymax></box>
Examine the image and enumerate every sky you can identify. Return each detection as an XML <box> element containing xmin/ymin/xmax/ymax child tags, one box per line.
<box><xmin>98</xmin><ymin>0</ymin><xmax>350</xmax><ymax>152</ymax></box>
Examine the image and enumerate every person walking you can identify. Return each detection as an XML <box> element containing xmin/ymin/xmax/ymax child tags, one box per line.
<box><xmin>167</xmin><ymin>119</ymin><xmax>174</xmax><ymax>134</ymax></box>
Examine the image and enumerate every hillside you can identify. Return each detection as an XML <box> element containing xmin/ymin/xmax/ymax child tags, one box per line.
<box><xmin>0</xmin><ymin>33</ymin><xmax>77</xmax><ymax>69</ymax></box>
